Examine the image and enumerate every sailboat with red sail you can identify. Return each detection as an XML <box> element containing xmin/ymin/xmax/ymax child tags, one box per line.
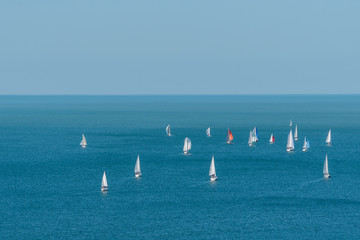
<box><xmin>227</xmin><ymin>129</ymin><xmax>233</xmax><ymax>144</ymax></box>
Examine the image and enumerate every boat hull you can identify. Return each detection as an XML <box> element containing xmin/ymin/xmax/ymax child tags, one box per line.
<box><xmin>135</xmin><ymin>173</ymin><xmax>142</xmax><ymax>178</ymax></box>
<box><xmin>302</xmin><ymin>148</ymin><xmax>308</xmax><ymax>152</ymax></box>
<box><xmin>324</xmin><ymin>174</ymin><xmax>330</xmax><ymax>179</ymax></box>
<box><xmin>101</xmin><ymin>187</ymin><xmax>108</xmax><ymax>192</ymax></box>
<box><xmin>210</xmin><ymin>175</ymin><xmax>217</xmax><ymax>181</ymax></box>
<box><xmin>286</xmin><ymin>148</ymin><xmax>294</xmax><ymax>152</ymax></box>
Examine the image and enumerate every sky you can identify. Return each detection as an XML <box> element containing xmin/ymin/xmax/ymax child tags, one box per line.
<box><xmin>0</xmin><ymin>0</ymin><xmax>359</xmax><ymax>95</ymax></box>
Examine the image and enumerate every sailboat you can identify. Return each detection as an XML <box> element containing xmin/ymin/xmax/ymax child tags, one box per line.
<box><xmin>209</xmin><ymin>155</ymin><xmax>217</xmax><ymax>181</ymax></box>
<box><xmin>325</xmin><ymin>129</ymin><xmax>331</xmax><ymax>145</ymax></box>
<box><xmin>248</xmin><ymin>130</ymin><xmax>253</xmax><ymax>147</ymax></box>
<box><xmin>206</xmin><ymin>127</ymin><xmax>211</xmax><ymax>137</ymax></box>
<box><xmin>101</xmin><ymin>171</ymin><xmax>108</xmax><ymax>192</ymax></box>
<box><xmin>286</xmin><ymin>129</ymin><xmax>295</xmax><ymax>152</ymax></box>
<box><xmin>302</xmin><ymin>137</ymin><xmax>310</xmax><ymax>151</ymax></box>
<box><xmin>253</xmin><ymin>127</ymin><xmax>259</xmax><ymax>142</ymax></box>
<box><xmin>134</xmin><ymin>155</ymin><xmax>142</xmax><ymax>178</ymax></box>
<box><xmin>80</xmin><ymin>134</ymin><xmax>87</xmax><ymax>148</ymax></box>
<box><xmin>166</xmin><ymin>124</ymin><xmax>171</xmax><ymax>136</ymax></box>
<box><xmin>323</xmin><ymin>154</ymin><xmax>330</xmax><ymax>178</ymax></box>
<box><xmin>226</xmin><ymin>129</ymin><xmax>233</xmax><ymax>144</ymax></box>
<box><xmin>294</xmin><ymin>125</ymin><xmax>298</xmax><ymax>141</ymax></box>
<box><xmin>183</xmin><ymin>137</ymin><xmax>191</xmax><ymax>154</ymax></box>
<box><xmin>289</xmin><ymin>120</ymin><xmax>293</xmax><ymax>127</ymax></box>
<box><xmin>269</xmin><ymin>133</ymin><xmax>275</xmax><ymax>144</ymax></box>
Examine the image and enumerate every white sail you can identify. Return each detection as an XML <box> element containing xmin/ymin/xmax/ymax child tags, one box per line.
<box><xmin>286</xmin><ymin>129</ymin><xmax>295</xmax><ymax>151</ymax></box>
<box><xmin>206</xmin><ymin>127</ymin><xmax>211</xmax><ymax>137</ymax></box>
<box><xmin>323</xmin><ymin>154</ymin><xmax>330</xmax><ymax>178</ymax></box>
<box><xmin>326</xmin><ymin>129</ymin><xmax>331</xmax><ymax>144</ymax></box>
<box><xmin>183</xmin><ymin>137</ymin><xmax>191</xmax><ymax>153</ymax></box>
<box><xmin>289</xmin><ymin>120</ymin><xmax>292</xmax><ymax>126</ymax></box>
<box><xmin>209</xmin><ymin>156</ymin><xmax>216</xmax><ymax>176</ymax></box>
<box><xmin>101</xmin><ymin>171</ymin><xmax>108</xmax><ymax>188</ymax></box>
<box><xmin>166</xmin><ymin>124</ymin><xmax>171</xmax><ymax>136</ymax></box>
<box><xmin>269</xmin><ymin>133</ymin><xmax>274</xmax><ymax>143</ymax></box>
<box><xmin>134</xmin><ymin>155</ymin><xmax>141</xmax><ymax>174</ymax></box>
<box><xmin>294</xmin><ymin>125</ymin><xmax>298</xmax><ymax>140</ymax></box>
<box><xmin>302</xmin><ymin>137</ymin><xmax>310</xmax><ymax>151</ymax></box>
<box><xmin>248</xmin><ymin>131</ymin><xmax>253</xmax><ymax>146</ymax></box>
<box><xmin>80</xmin><ymin>134</ymin><xmax>87</xmax><ymax>147</ymax></box>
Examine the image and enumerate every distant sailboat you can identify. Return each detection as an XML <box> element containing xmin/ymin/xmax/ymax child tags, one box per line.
<box><xmin>80</xmin><ymin>134</ymin><xmax>87</xmax><ymax>148</ymax></box>
<box><xmin>323</xmin><ymin>154</ymin><xmax>330</xmax><ymax>178</ymax></box>
<box><xmin>269</xmin><ymin>133</ymin><xmax>275</xmax><ymax>144</ymax></box>
<box><xmin>294</xmin><ymin>125</ymin><xmax>298</xmax><ymax>141</ymax></box>
<box><xmin>209</xmin><ymin>155</ymin><xmax>217</xmax><ymax>181</ymax></box>
<box><xmin>226</xmin><ymin>129</ymin><xmax>233</xmax><ymax>144</ymax></box>
<box><xmin>253</xmin><ymin>127</ymin><xmax>259</xmax><ymax>142</ymax></box>
<box><xmin>166</xmin><ymin>124</ymin><xmax>171</xmax><ymax>136</ymax></box>
<box><xmin>302</xmin><ymin>137</ymin><xmax>310</xmax><ymax>151</ymax></box>
<box><xmin>183</xmin><ymin>137</ymin><xmax>192</xmax><ymax>154</ymax></box>
<box><xmin>289</xmin><ymin>120</ymin><xmax>293</xmax><ymax>127</ymax></box>
<box><xmin>101</xmin><ymin>171</ymin><xmax>108</xmax><ymax>192</ymax></box>
<box><xmin>326</xmin><ymin>129</ymin><xmax>331</xmax><ymax>145</ymax></box>
<box><xmin>286</xmin><ymin>129</ymin><xmax>295</xmax><ymax>152</ymax></box>
<box><xmin>206</xmin><ymin>127</ymin><xmax>211</xmax><ymax>137</ymax></box>
<box><xmin>134</xmin><ymin>155</ymin><xmax>142</xmax><ymax>178</ymax></box>
<box><xmin>248</xmin><ymin>130</ymin><xmax>253</xmax><ymax>147</ymax></box>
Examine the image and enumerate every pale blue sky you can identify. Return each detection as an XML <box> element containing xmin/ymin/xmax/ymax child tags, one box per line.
<box><xmin>1</xmin><ymin>1</ymin><xmax>359</xmax><ymax>95</ymax></box>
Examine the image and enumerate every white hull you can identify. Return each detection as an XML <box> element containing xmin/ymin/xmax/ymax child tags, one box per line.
<box><xmin>81</xmin><ymin>145</ymin><xmax>86</xmax><ymax>148</ymax></box>
<box><xmin>302</xmin><ymin>148</ymin><xmax>308</xmax><ymax>152</ymax></box>
<box><xmin>294</xmin><ymin>138</ymin><xmax>298</xmax><ymax>141</ymax></box>
<box><xmin>210</xmin><ymin>175</ymin><xmax>217</xmax><ymax>181</ymax></box>
<box><xmin>226</xmin><ymin>141</ymin><xmax>233</xmax><ymax>144</ymax></box>
<box><xmin>287</xmin><ymin>148</ymin><xmax>294</xmax><ymax>152</ymax></box>
<box><xmin>324</xmin><ymin>173</ymin><xmax>330</xmax><ymax>179</ymax></box>
<box><xmin>135</xmin><ymin>173</ymin><xmax>142</xmax><ymax>178</ymax></box>
<box><xmin>101</xmin><ymin>187</ymin><xmax>108</xmax><ymax>192</ymax></box>
<box><xmin>184</xmin><ymin>151</ymin><xmax>191</xmax><ymax>155</ymax></box>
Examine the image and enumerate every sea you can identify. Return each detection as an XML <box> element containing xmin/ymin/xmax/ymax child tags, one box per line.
<box><xmin>1</xmin><ymin>95</ymin><xmax>360</xmax><ymax>239</ymax></box>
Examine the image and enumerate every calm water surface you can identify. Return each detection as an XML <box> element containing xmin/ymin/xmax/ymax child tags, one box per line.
<box><xmin>1</xmin><ymin>95</ymin><xmax>360</xmax><ymax>239</ymax></box>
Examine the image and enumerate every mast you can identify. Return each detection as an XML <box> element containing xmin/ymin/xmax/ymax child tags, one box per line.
<box><xmin>134</xmin><ymin>155</ymin><xmax>141</xmax><ymax>174</ymax></box>
<box><xmin>287</xmin><ymin>129</ymin><xmax>294</xmax><ymax>151</ymax></box>
<box><xmin>248</xmin><ymin>131</ymin><xmax>253</xmax><ymax>146</ymax></box>
<box><xmin>209</xmin><ymin>156</ymin><xmax>216</xmax><ymax>176</ymax></box>
<box><xmin>326</xmin><ymin>129</ymin><xmax>331</xmax><ymax>144</ymax></box>
<box><xmin>294</xmin><ymin>125</ymin><xmax>298</xmax><ymax>140</ymax></box>
<box><xmin>101</xmin><ymin>171</ymin><xmax>108</xmax><ymax>188</ymax></box>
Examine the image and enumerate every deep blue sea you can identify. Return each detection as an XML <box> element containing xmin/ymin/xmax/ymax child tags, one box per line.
<box><xmin>1</xmin><ymin>95</ymin><xmax>360</xmax><ymax>239</ymax></box>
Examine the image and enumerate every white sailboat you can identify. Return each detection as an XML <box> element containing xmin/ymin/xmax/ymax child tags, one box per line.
<box><xmin>294</xmin><ymin>125</ymin><xmax>298</xmax><ymax>141</ymax></box>
<box><xmin>206</xmin><ymin>127</ymin><xmax>211</xmax><ymax>137</ymax></box>
<box><xmin>269</xmin><ymin>133</ymin><xmax>275</xmax><ymax>144</ymax></box>
<box><xmin>248</xmin><ymin>130</ymin><xmax>253</xmax><ymax>147</ymax></box>
<box><xmin>80</xmin><ymin>134</ymin><xmax>87</xmax><ymax>148</ymax></box>
<box><xmin>101</xmin><ymin>171</ymin><xmax>108</xmax><ymax>192</ymax></box>
<box><xmin>302</xmin><ymin>137</ymin><xmax>310</xmax><ymax>152</ymax></box>
<box><xmin>183</xmin><ymin>137</ymin><xmax>191</xmax><ymax>154</ymax></box>
<box><xmin>166</xmin><ymin>124</ymin><xmax>171</xmax><ymax>136</ymax></box>
<box><xmin>252</xmin><ymin>127</ymin><xmax>259</xmax><ymax>142</ymax></box>
<box><xmin>209</xmin><ymin>155</ymin><xmax>217</xmax><ymax>181</ymax></box>
<box><xmin>325</xmin><ymin>129</ymin><xmax>331</xmax><ymax>145</ymax></box>
<box><xmin>323</xmin><ymin>154</ymin><xmax>330</xmax><ymax>178</ymax></box>
<box><xmin>134</xmin><ymin>155</ymin><xmax>142</xmax><ymax>178</ymax></box>
<box><xmin>289</xmin><ymin>120</ymin><xmax>293</xmax><ymax>127</ymax></box>
<box><xmin>286</xmin><ymin>129</ymin><xmax>295</xmax><ymax>152</ymax></box>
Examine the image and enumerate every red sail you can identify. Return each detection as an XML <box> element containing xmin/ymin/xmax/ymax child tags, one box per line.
<box><xmin>227</xmin><ymin>129</ymin><xmax>234</xmax><ymax>141</ymax></box>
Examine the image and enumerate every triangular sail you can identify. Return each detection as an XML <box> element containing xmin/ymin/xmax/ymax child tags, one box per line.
<box><xmin>253</xmin><ymin>127</ymin><xmax>258</xmax><ymax>142</ymax></box>
<box><xmin>206</xmin><ymin>127</ymin><xmax>211</xmax><ymax>137</ymax></box>
<box><xmin>166</xmin><ymin>124</ymin><xmax>171</xmax><ymax>136</ymax></box>
<box><xmin>227</xmin><ymin>129</ymin><xmax>233</xmax><ymax>142</ymax></box>
<box><xmin>323</xmin><ymin>155</ymin><xmax>329</xmax><ymax>175</ymax></box>
<box><xmin>209</xmin><ymin>156</ymin><xmax>216</xmax><ymax>176</ymax></box>
<box><xmin>287</xmin><ymin>129</ymin><xmax>294</xmax><ymax>150</ymax></box>
<box><xmin>134</xmin><ymin>155</ymin><xmax>141</xmax><ymax>173</ymax></box>
<box><xmin>269</xmin><ymin>133</ymin><xmax>274</xmax><ymax>143</ymax></box>
<box><xmin>289</xmin><ymin>120</ymin><xmax>292</xmax><ymax>126</ymax></box>
<box><xmin>326</xmin><ymin>129</ymin><xmax>331</xmax><ymax>144</ymax></box>
<box><xmin>294</xmin><ymin>125</ymin><xmax>298</xmax><ymax>140</ymax></box>
<box><xmin>101</xmin><ymin>171</ymin><xmax>108</xmax><ymax>188</ymax></box>
<box><xmin>183</xmin><ymin>137</ymin><xmax>191</xmax><ymax>152</ymax></box>
<box><xmin>248</xmin><ymin>131</ymin><xmax>253</xmax><ymax>145</ymax></box>
<box><xmin>80</xmin><ymin>134</ymin><xmax>87</xmax><ymax>146</ymax></box>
